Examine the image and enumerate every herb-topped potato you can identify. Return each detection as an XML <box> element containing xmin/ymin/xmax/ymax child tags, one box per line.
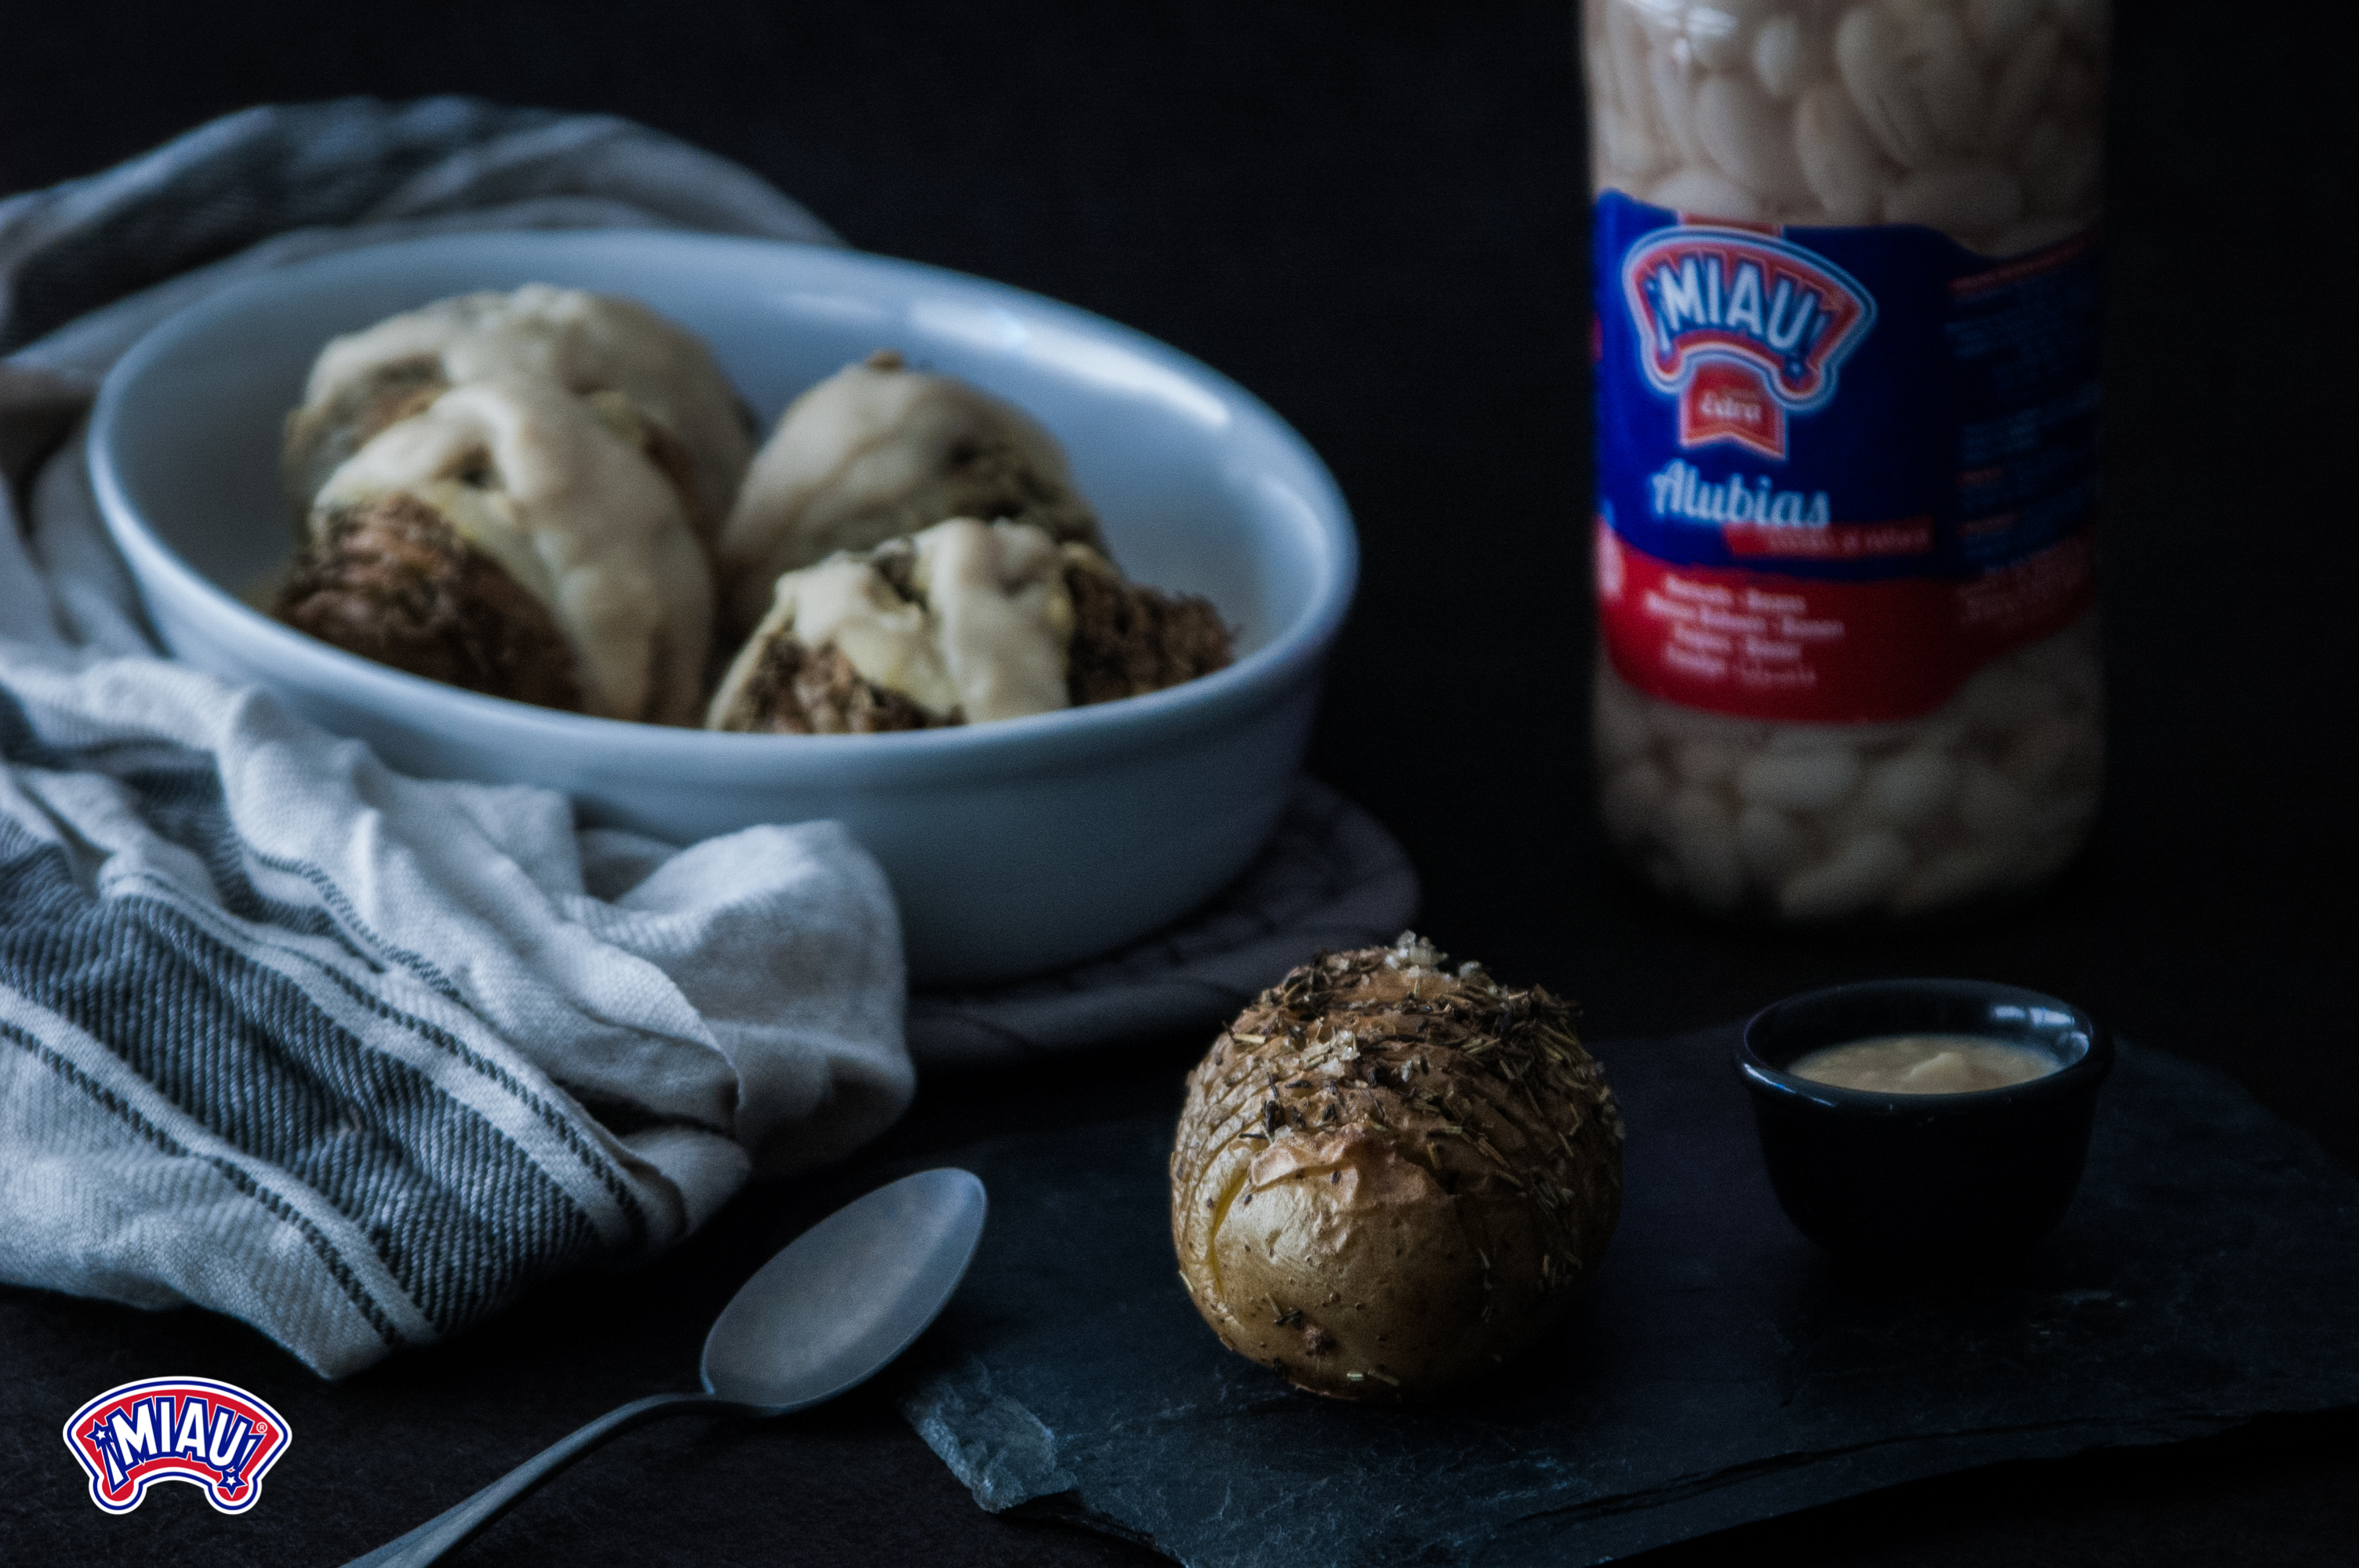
<box><xmin>704</xmin><ymin>517</ymin><xmax>1230</xmax><ymax>735</ymax></box>
<box><xmin>714</xmin><ymin>349</ymin><xmax>1107</xmax><ymax>639</ymax></box>
<box><xmin>1169</xmin><ymin>935</ymin><xmax>1623</xmax><ymax>1402</ymax></box>
<box><xmin>277</xmin><ymin>374</ymin><xmax>712</xmax><ymax>725</ymax></box>
<box><xmin>282</xmin><ymin>285</ymin><xmax>755</xmax><ymax>543</ymax></box>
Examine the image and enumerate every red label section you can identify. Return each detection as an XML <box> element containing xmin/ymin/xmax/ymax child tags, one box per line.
<box><xmin>1595</xmin><ymin>522</ymin><xmax>2095</xmax><ymax>723</ymax></box>
<box><xmin>1678</xmin><ymin>362</ymin><xmax>1787</xmax><ymax>457</ymax></box>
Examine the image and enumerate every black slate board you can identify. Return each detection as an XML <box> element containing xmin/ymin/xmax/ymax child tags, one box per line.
<box><xmin>894</xmin><ymin>1029</ymin><xmax>2359</xmax><ymax>1566</ymax></box>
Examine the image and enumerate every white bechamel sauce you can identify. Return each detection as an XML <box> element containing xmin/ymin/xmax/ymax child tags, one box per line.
<box><xmin>717</xmin><ymin>352</ymin><xmax>1075</xmax><ymax>633</ymax></box>
<box><xmin>725</xmin><ymin>555</ymin><xmax>961</xmax><ymax>720</ymax></box>
<box><xmin>705</xmin><ymin>517</ymin><xmax>1075</xmax><ymax>729</ymax></box>
<box><xmin>303</xmin><ymin>285</ymin><xmax>752</xmax><ymax>530</ymax></box>
<box><xmin>1787</xmin><ymin>1033</ymin><xmax>2059</xmax><ymax>1094</ymax></box>
<box><xmin>314</xmin><ymin>375</ymin><xmax>711</xmax><ymax>726</ymax></box>
<box><xmin>912</xmin><ymin>518</ymin><xmax>1074</xmax><ymax>722</ymax></box>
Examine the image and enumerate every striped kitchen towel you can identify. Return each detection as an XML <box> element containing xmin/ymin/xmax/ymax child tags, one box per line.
<box><xmin>0</xmin><ymin>100</ymin><xmax>908</xmax><ymax>1378</ymax></box>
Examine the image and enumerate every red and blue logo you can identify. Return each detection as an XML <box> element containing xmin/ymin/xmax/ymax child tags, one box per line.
<box><xmin>1620</xmin><ymin>226</ymin><xmax>1875</xmax><ymax>459</ymax></box>
<box><xmin>62</xmin><ymin>1377</ymin><xmax>292</xmax><ymax>1515</ymax></box>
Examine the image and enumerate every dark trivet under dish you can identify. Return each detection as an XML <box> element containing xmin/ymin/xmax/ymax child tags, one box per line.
<box><xmin>893</xmin><ymin>1027</ymin><xmax>2359</xmax><ymax>1567</ymax></box>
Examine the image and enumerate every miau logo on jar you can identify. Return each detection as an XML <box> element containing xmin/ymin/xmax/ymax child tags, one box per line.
<box><xmin>62</xmin><ymin>1377</ymin><xmax>293</xmax><ymax>1515</ymax></box>
<box><xmin>1620</xmin><ymin>227</ymin><xmax>1876</xmax><ymax>460</ymax></box>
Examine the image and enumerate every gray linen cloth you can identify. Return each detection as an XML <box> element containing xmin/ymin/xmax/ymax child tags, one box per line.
<box><xmin>0</xmin><ymin>98</ymin><xmax>1419</xmax><ymax>1377</ymax></box>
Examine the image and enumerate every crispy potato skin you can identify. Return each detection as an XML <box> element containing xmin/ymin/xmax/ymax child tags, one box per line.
<box><xmin>274</xmin><ymin>494</ymin><xmax>583</xmax><ymax>713</ymax></box>
<box><xmin>1170</xmin><ymin>937</ymin><xmax>1623</xmax><ymax>1403</ymax></box>
<box><xmin>714</xmin><ymin>637</ymin><xmax>952</xmax><ymax>735</ymax></box>
<box><xmin>1063</xmin><ymin>557</ymin><xmax>1232</xmax><ymax>706</ymax></box>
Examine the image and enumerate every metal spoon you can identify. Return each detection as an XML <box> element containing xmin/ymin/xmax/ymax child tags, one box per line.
<box><xmin>345</xmin><ymin>1167</ymin><xmax>987</xmax><ymax>1567</ymax></box>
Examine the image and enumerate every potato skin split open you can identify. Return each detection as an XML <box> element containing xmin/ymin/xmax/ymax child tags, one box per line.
<box><xmin>1169</xmin><ymin>935</ymin><xmax>1623</xmax><ymax>1403</ymax></box>
<box><xmin>274</xmin><ymin>494</ymin><xmax>583</xmax><ymax>713</ymax></box>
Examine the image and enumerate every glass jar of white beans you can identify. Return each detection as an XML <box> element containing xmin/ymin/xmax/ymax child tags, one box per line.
<box><xmin>1582</xmin><ymin>0</ymin><xmax>2106</xmax><ymax>923</ymax></box>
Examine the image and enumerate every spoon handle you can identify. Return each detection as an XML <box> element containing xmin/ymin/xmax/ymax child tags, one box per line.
<box><xmin>341</xmin><ymin>1390</ymin><xmax>732</xmax><ymax>1567</ymax></box>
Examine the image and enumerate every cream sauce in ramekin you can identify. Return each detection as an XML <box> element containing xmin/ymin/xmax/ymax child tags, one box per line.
<box><xmin>1788</xmin><ymin>1033</ymin><xmax>2058</xmax><ymax>1094</ymax></box>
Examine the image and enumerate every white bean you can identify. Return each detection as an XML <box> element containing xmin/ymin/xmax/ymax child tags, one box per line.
<box><xmin>1880</xmin><ymin>0</ymin><xmax>1951</xmax><ymax>26</ymax></box>
<box><xmin>1910</xmin><ymin>714</ymin><xmax>1970</xmax><ymax>754</ymax></box>
<box><xmin>1668</xmin><ymin>788</ymin><xmax>1749</xmax><ymax>910</ymax></box>
<box><xmin>1796</xmin><ymin>82</ymin><xmax>1890</xmax><ymax>220</ymax></box>
<box><xmin>1779</xmin><ymin>829</ymin><xmax>1913</xmax><ymax>920</ymax></box>
<box><xmin>1737</xmin><ymin>747</ymin><xmax>1863</xmax><ymax>811</ymax></box>
<box><xmin>1985</xmin><ymin>20</ymin><xmax>2062</xmax><ymax>153</ymax></box>
<box><xmin>1957</xmin><ymin>662</ymin><xmax>2053</xmax><ymax>731</ymax></box>
<box><xmin>2014</xmin><ymin>615</ymin><xmax>2095</xmax><ymax>680</ymax></box>
<box><xmin>1885</xmin><ymin>162</ymin><xmax>2023</xmax><ymax>234</ymax></box>
<box><xmin>2036</xmin><ymin>624</ymin><xmax>2106</xmax><ymax>706</ymax></box>
<box><xmin>1602</xmin><ymin>759</ymin><xmax>1673</xmax><ymax>841</ymax></box>
<box><xmin>1598</xmin><ymin>108</ymin><xmax>1670</xmax><ymax>187</ymax></box>
<box><xmin>1649</xmin><ymin>166</ymin><xmax>1768</xmax><ymax>218</ymax></box>
<box><xmin>1605</xmin><ymin>2</ymin><xmax>1663</xmax><ymax>150</ymax></box>
<box><xmin>1583</xmin><ymin>7</ymin><xmax>1621</xmax><ymax>114</ymax></box>
<box><xmin>1966</xmin><ymin>0</ymin><xmax>2042</xmax><ymax>60</ymax></box>
<box><xmin>1650</xmin><ymin>37</ymin><xmax>1711</xmax><ymax>165</ymax></box>
<box><xmin>2052</xmin><ymin>736</ymin><xmax>2103</xmax><ymax>793</ymax></box>
<box><xmin>1903</xmin><ymin>9</ymin><xmax>1989</xmax><ymax>153</ymax></box>
<box><xmin>1891</xmin><ymin>846</ymin><xmax>2000</xmax><ymax>913</ymax></box>
<box><xmin>2001</xmin><ymin>713</ymin><xmax>2079</xmax><ymax>786</ymax></box>
<box><xmin>1752</xmin><ymin>14</ymin><xmax>1805</xmax><ymax>100</ymax></box>
<box><xmin>1687</xmin><ymin>1</ymin><xmax>1754</xmax><ymax>72</ymax></box>
<box><xmin>1596</xmin><ymin>681</ymin><xmax>1656</xmax><ymax>764</ymax></box>
<box><xmin>1674</xmin><ymin>736</ymin><xmax>1746</xmax><ymax>786</ymax></box>
<box><xmin>1635</xmin><ymin>0</ymin><xmax>1685</xmax><ymax>44</ymax></box>
<box><xmin>1862</xmin><ymin>746</ymin><xmax>1959</xmax><ymax>827</ymax></box>
<box><xmin>1957</xmin><ymin>759</ymin><xmax>2030</xmax><ymax>840</ymax></box>
<box><xmin>1765</xmin><ymin>718</ymin><xmax>1897</xmax><ymax>753</ymax></box>
<box><xmin>1697</xmin><ymin>71</ymin><xmax>1813</xmax><ymax>201</ymax></box>
<box><xmin>1738</xmin><ymin>802</ymin><xmax>1812</xmax><ymax>881</ymax></box>
<box><xmin>1837</xmin><ymin>4</ymin><xmax>1940</xmax><ymax>166</ymax></box>
<box><xmin>1638</xmin><ymin>691</ymin><xmax>1769</xmax><ymax>746</ymax></box>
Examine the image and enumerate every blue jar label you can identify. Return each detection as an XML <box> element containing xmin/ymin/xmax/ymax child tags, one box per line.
<box><xmin>1592</xmin><ymin>191</ymin><xmax>2100</xmax><ymax>723</ymax></box>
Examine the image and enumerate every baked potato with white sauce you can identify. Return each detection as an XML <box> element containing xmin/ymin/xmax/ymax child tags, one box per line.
<box><xmin>278</xmin><ymin>374</ymin><xmax>712</xmax><ymax>725</ymax></box>
<box><xmin>714</xmin><ymin>349</ymin><xmax>1105</xmax><ymax>638</ymax></box>
<box><xmin>282</xmin><ymin>285</ymin><xmax>754</xmax><ymax>541</ymax></box>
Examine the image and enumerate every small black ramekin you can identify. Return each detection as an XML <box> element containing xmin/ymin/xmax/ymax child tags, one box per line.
<box><xmin>1736</xmin><ymin>979</ymin><xmax>2113</xmax><ymax>1266</ymax></box>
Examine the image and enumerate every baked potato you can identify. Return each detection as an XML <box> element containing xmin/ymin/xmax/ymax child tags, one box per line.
<box><xmin>282</xmin><ymin>285</ymin><xmax>755</xmax><ymax>540</ymax></box>
<box><xmin>278</xmin><ymin>374</ymin><xmax>712</xmax><ymax>725</ymax></box>
<box><xmin>706</xmin><ymin>517</ymin><xmax>1229</xmax><ymax>733</ymax></box>
<box><xmin>1170</xmin><ymin>935</ymin><xmax>1623</xmax><ymax>1402</ymax></box>
<box><xmin>713</xmin><ymin>349</ymin><xmax>1105</xmax><ymax>638</ymax></box>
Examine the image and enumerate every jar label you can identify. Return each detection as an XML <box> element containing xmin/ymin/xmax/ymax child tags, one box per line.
<box><xmin>1592</xmin><ymin>191</ymin><xmax>2100</xmax><ymax>723</ymax></box>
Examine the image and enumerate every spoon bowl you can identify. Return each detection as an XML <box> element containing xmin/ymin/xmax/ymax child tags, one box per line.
<box><xmin>347</xmin><ymin>1168</ymin><xmax>987</xmax><ymax>1567</ymax></box>
<box><xmin>703</xmin><ymin>1168</ymin><xmax>989</xmax><ymax>1410</ymax></box>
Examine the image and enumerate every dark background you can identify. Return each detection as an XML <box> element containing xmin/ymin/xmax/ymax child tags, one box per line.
<box><xmin>3</xmin><ymin>2</ymin><xmax>2354</xmax><ymax>1564</ymax></box>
